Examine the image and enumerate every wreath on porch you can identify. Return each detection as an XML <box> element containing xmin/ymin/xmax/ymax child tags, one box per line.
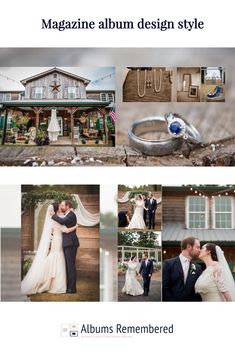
<box><xmin>22</xmin><ymin>191</ymin><xmax>78</xmax><ymax>212</ymax></box>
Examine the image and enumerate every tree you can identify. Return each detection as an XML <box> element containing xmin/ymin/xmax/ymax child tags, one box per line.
<box><xmin>100</xmin><ymin>212</ymin><xmax>116</xmax><ymax>228</ymax></box>
<box><xmin>137</xmin><ymin>231</ymin><xmax>159</xmax><ymax>247</ymax></box>
<box><xmin>118</xmin><ymin>231</ymin><xmax>159</xmax><ymax>247</ymax></box>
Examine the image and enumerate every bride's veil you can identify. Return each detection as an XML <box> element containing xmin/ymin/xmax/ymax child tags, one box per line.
<box><xmin>72</xmin><ymin>194</ymin><xmax>100</xmax><ymax>226</ymax></box>
<box><xmin>21</xmin><ymin>204</ymin><xmax>53</xmax><ymax>294</ymax></box>
<box><xmin>216</xmin><ymin>245</ymin><xmax>235</xmax><ymax>301</ymax></box>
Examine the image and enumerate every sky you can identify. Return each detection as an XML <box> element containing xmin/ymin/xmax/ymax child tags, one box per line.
<box><xmin>0</xmin><ymin>66</ymin><xmax>115</xmax><ymax>91</ymax></box>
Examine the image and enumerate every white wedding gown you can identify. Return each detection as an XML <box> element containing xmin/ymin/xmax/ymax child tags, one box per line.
<box><xmin>22</xmin><ymin>221</ymin><xmax>67</xmax><ymax>295</ymax></box>
<box><xmin>127</xmin><ymin>200</ymin><xmax>146</xmax><ymax>229</ymax></box>
<box><xmin>122</xmin><ymin>261</ymin><xmax>144</xmax><ymax>296</ymax></box>
<box><xmin>47</xmin><ymin>108</ymin><xmax>60</xmax><ymax>141</ymax></box>
<box><xmin>195</xmin><ymin>263</ymin><xmax>228</xmax><ymax>302</ymax></box>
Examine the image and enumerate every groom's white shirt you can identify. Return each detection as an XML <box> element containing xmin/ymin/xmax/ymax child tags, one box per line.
<box><xmin>179</xmin><ymin>254</ymin><xmax>190</xmax><ymax>283</ymax></box>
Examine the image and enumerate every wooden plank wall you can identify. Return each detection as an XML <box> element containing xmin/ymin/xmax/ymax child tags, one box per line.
<box><xmin>21</xmin><ymin>193</ymin><xmax>100</xmax><ymax>274</ymax></box>
<box><xmin>24</xmin><ymin>72</ymin><xmax>87</xmax><ymax>100</ymax></box>
<box><xmin>162</xmin><ymin>193</ymin><xmax>186</xmax><ymax>224</ymax></box>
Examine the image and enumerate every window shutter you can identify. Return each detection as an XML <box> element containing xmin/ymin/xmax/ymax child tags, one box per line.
<box><xmin>31</xmin><ymin>87</ymin><xmax>35</xmax><ymax>99</ymax></box>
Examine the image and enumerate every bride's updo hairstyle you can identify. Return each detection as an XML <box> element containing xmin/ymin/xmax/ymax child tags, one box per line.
<box><xmin>131</xmin><ymin>255</ymin><xmax>136</xmax><ymax>261</ymax></box>
<box><xmin>52</xmin><ymin>202</ymin><xmax>59</xmax><ymax>213</ymax></box>
<box><xmin>205</xmin><ymin>243</ymin><xmax>218</xmax><ymax>261</ymax></box>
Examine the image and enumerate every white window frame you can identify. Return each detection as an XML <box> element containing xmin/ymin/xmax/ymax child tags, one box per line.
<box><xmin>186</xmin><ymin>196</ymin><xmax>208</xmax><ymax>229</ymax></box>
<box><xmin>67</xmin><ymin>87</ymin><xmax>76</xmax><ymax>99</ymax></box>
<box><xmin>100</xmin><ymin>92</ymin><xmax>114</xmax><ymax>102</ymax></box>
<box><xmin>212</xmin><ymin>196</ymin><xmax>233</xmax><ymax>229</ymax></box>
<box><xmin>35</xmin><ymin>87</ymin><xmax>44</xmax><ymax>99</ymax></box>
<box><xmin>0</xmin><ymin>93</ymin><xmax>11</xmax><ymax>101</ymax></box>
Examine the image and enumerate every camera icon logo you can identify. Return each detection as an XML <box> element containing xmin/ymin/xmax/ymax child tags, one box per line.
<box><xmin>61</xmin><ymin>323</ymin><xmax>79</xmax><ymax>337</ymax></box>
<box><xmin>70</xmin><ymin>331</ymin><xmax>78</xmax><ymax>337</ymax></box>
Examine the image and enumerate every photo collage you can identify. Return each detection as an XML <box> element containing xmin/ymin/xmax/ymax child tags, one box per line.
<box><xmin>1</xmin><ymin>184</ymin><xmax>235</xmax><ymax>302</ymax></box>
<box><xmin>0</xmin><ymin>48</ymin><xmax>234</xmax><ymax>167</ymax></box>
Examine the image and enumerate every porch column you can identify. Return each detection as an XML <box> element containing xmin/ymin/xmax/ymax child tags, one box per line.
<box><xmin>32</xmin><ymin>107</ymin><xmax>44</xmax><ymax>130</ymax></box>
<box><xmin>97</xmin><ymin>108</ymin><xmax>108</xmax><ymax>144</ymax></box>
<box><xmin>67</xmin><ymin>107</ymin><xmax>79</xmax><ymax>145</ymax></box>
<box><xmin>155</xmin><ymin>249</ymin><xmax>158</xmax><ymax>264</ymax></box>
<box><xmin>1</xmin><ymin>109</ymin><xmax>7</xmax><ymax>145</ymax></box>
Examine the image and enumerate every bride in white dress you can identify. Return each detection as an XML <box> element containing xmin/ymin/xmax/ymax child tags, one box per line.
<box><xmin>21</xmin><ymin>203</ymin><xmax>77</xmax><ymax>295</ymax></box>
<box><xmin>122</xmin><ymin>256</ymin><xmax>144</xmax><ymax>296</ymax></box>
<box><xmin>127</xmin><ymin>195</ymin><xmax>146</xmax><ymax>229</ymax></box>
<box><xmin>195</xmin><ymin>243</ymin><xmax>235</xmax><ymax>301</ymax></box>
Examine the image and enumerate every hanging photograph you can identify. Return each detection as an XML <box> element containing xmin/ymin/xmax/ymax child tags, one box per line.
<box><xmin>188</xmin><ymin>85</ymin><xmax>199</xmax><ymax>98</ymax></box>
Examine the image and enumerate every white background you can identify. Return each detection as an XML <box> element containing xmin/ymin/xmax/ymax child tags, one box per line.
<box><xmin>0</xmin><ymin>0</ymin><xmax>235</xmax><ymax>351</ymax></box>
<box><xmin>0</xmin><ymin>0</ymin><xmax>234</xmax><ymax>47</ymax></box>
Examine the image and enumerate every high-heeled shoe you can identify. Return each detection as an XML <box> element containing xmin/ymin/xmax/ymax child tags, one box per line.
<box><xmin>207</xmin><ymin>85</ymin><xmax>223</xmax><ymax>98</ymax></box>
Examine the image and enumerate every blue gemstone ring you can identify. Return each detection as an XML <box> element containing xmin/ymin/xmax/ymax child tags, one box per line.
<box><xmin>165</xmin><ymin>112</ymin><xmax>201</xmax><ymax>144</ymax></box>
<box><xmin>128</xmin><ymin>113</ymin><xmax>201</xmax><ymax>156</ymax></box>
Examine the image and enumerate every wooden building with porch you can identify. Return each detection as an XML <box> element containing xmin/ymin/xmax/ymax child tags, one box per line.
<box><xmin>0</xmin><ymin>67</ymin><xmax>115</xmax><ymax>146</ymax></box>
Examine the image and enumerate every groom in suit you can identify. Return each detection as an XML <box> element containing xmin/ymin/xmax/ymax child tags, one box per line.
<box><xmin>50</xmin><ymin>200</ymin><xmax>79</xmax><ymax>293</ymax></box>
<box><xmin>162</xmin><ymin>236</ymin><xmax>202</xmax><ymax>301</ymax></box>
<box><xmin>139</xmin><ymin>253</ymin><xmax>154</xmax><ymax>296</ymax></box>
<box><xmin>145</xmin><ymin>192</ymin><xmax>157</xmax><ymax>229</ymax></box>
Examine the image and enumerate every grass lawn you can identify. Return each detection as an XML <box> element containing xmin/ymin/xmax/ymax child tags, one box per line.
<box><xmin>29</xmin><ymin>275</ymin><xmax>99</xmax><ymax>302</ymax></box>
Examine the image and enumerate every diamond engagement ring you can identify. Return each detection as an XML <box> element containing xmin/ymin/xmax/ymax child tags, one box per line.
<box><xmin>128</xmin><ymin>113</ymin><xmax>202</xmax><ymax>156</ymax></box>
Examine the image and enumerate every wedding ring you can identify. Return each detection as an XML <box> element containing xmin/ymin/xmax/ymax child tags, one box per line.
<box><xmin>128</xmin><ymin>116</ymin><xmax>184</xmax><ymax>156</ymax></box>
<box><xmin>165</xmin><ymin>112</ymin><xmax>202</xmax><ymax>145</ymax></box>
<box><xmin>128</xmin><ymin>114</ymin><xmax>202</xmax><ymax>156</ymax></box>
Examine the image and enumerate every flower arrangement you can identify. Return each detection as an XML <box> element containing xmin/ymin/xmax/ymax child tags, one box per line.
<box><xmin>34</xmin><ymin>130</ymin><xmax>49</xmax><ymax>146</ymax></box>
<box><xmin>118</xmin><ymin>262</ymin><xmax>128</xmax><ymax>272</ymax></box>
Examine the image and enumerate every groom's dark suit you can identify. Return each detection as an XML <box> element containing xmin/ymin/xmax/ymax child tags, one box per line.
<box><xmin>52</xmin><ymin>211</ymin><xmax>79</xmax><ymax>292</ymax></box>
<box><xmin>162</xmin><ymin>256</ymin><xmax>202</xmax><ymax>301</ymax></box>
<box><xmin>139</xmin><ymin>259</ymin><xmax>154</xmax><ymax>295</ymax></box>
<box><xmin>145</xmin><ymin>198</ymin><xmax>157</xmax><ymax>229</ymax></box>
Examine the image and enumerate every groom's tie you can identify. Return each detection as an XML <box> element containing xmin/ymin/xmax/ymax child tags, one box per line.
<box><xmin>182</xmin><ymin>258</ymin><xmax>190</xmax><ymax>283</ymax></box>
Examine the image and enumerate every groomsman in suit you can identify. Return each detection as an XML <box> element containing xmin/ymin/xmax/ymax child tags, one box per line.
<box><xmin>51</xmin><ymin>200</ymin><xmax>79</xmax><ymax>293</ymax></box>
<box><xmin>145</xmin><ymin>192</ymin><xmax>157</xmax><ymax>229</ymax></box>
<box><xmin>143</xmin><ymin>194</ymin><xmax>148</xmax><ymax>227</ymax></box>
<box><xmin>139</xmin><ymin>253</ymin><xmax>154</xmax><ymax>296</ymax></box>
<box><xmin>162</xmin><ymin>236</ymin><xmax>202</xmax><ymax>301</ymax></box>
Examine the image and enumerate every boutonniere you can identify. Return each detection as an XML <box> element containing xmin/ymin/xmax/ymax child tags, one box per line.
<box><xmin>190</xmin><ymin>263</ymin><xmax>196</xmax><ymax>274</ymax></box>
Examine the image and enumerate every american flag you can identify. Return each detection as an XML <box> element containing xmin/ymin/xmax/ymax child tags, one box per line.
<box><xmin>109</xmin><ymin>108</ymin><xmax>116</xmax><ymax>123</ymax></box>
